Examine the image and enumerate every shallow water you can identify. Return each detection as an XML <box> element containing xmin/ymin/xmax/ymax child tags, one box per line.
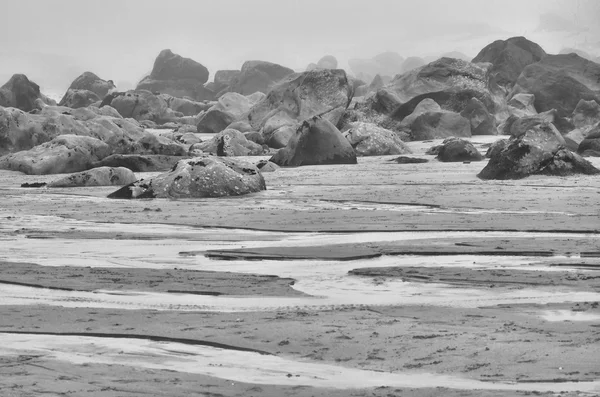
<box><xmin>2</xmin><ymin>333</ymin><xmax>599</xmax><ymax>393</ymax></box>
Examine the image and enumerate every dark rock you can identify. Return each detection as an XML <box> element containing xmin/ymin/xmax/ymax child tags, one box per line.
<box><xmin>91</xmin><ymin>154</ymin><xmax>187</xmax><ymax>172</ymax></box>
<box><xmin>508</xmin><ymin>110</ymin><xmax>557</xmax><ymax>137</ymax></box>
<box><xmin>225</xmin><ymin>60</ymin><xmax>294</xmax><ymax>95</ymax></box>
<box><xmin>578</xmin><ymin>127</ymin><xmax>600</xmax><ymax>156</ymax></box>
<box><xmin>460</xmin><ymin>97</ymin><xmax>497</xmax><ymax>135</ymax></box>
<box><xmin>149</xmin><ymin>49</ymin><xmax>209</xmax><ymax>84</ymax></box>
<box><xmin>472</xmin><ymin>37</ymin><xmax>547</xmax><ymax>86</ymax></box>
<box><xmin>485</xmin><ymin>139</ymin><xmax>509</xmax><ymax>158</ymax></box>
<box><xmin>107</xmin><ymin>156</ymin><xmax>266</xmax><ymax>199</ymax></box>
<box><xmin>478</xmin><ymin>122</ymin><xmax>599</xmax><ymax>179</ymax></box>
<box><xmin>196</xmin><ymin>108</ymin><xmax>236</xmax><ymax>134</ymax></box>
<box><xmin>103</xmin><ymin>90</ymin><xmax>177</xmax><ymax>123</ymax></box>
<box><xmin>392</xmin><ymin>156</ymin><xmax>429</xmax><ymax>164</ymax></box>
<box><xmin>267</xmin><ymin>126</ymin><xmax>295</xmax><ymax>149</ymax></box>
<box><xmin>47</xmin><ymin>166</ymin><xmax>137</xmax><ymax>187</ymax></box>
<box><xmin>572</xmin><ymin>99</ymin><xmax>600</xmax><ymax>129</ymax></box>
<box><xmin>270</xmin><ymin>116</ymin><xmax>357</xmax><ymax>166</ymax></box>
<box><xmin>256</xmin><ymin>159</ymin><xmax>279</xmax><ymax>172</ymax></box>
<box><xmin>435</xmin><ymin>137</ymin><xmax>483</xmax><ymax>162</ymax></box>
<box><xmin>511</xmin><ymin>54</ymin><xmax>600</xmax><ymax>117</ymax></box>
<box><xmin>409</xmin><ymin>110</ymin><xmax>471</xmax><ymax>140</ymax></box>
<box><xmin>0</xmin><ymin>74</ymin><xmax>55</xmax><ymax>111</ymax></box>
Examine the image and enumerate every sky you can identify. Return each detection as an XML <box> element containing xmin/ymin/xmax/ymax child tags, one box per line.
<box><xmin>1</xmin><ymin>0</ymin><xmax>599</xmax><ymax>94</ymax></box>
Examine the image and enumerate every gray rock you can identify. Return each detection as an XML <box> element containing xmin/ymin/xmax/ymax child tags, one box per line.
<box><xmin>225</xmin><ymin>60</ymin><xmax>294</xmax><ymax>95</ymax></box>
<box><xmin>197</xmin><ymin>129</ymin><xmax>264</xmax><ymax>156</ymax></box>
<box><xmin>435</xmin><ymin>137</ymin><xmax>483</xmax><ymax>162</ymax></box>
<box><xmin>344</xmin><ymin>122</ymin><xmax>410</xmax><ymax>156</ymax></box>
<box><xmin>0</xmin><ymin>74</ymin><xmax>55</xmax><ymax>111</ymax></box>
<box><xmin>270</xmin><ymin>116</ymin><xmax>357</xmax><ymax>166</ymax></box>
<box><xmin>47</xmin><ymin>167</ymin><xmax>137</xmax><ymax>187</ymax></box>
<box><xmin>59</xmin><ymin>89</ymin><xmax>101</xmax><ymax>109</ymax></box>
<box><xmin>107</xmin><ymin>156</ymin><xmax>266</xmax><ymax>199</ymax></box>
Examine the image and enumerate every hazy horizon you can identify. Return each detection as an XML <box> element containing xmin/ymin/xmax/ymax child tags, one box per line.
<box><xmin>2</xmin><ymin>0</ymin><xmax>599</xmax><ymax>94</ymax></box>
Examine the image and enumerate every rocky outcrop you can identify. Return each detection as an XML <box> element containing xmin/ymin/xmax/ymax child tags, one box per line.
<box><xmin>47</xmin><ymin>167</ymin><xmax>136</xmax><ymax>187</ymax></box>
<box><xmin>247</xmin><ymin>69</ymin><xmax>352</xmax><ymax>141</ymax></box>
<box><xmin>0</xmin><ymin>74</ymin><xmax>55</xmax><ymax>111</ymax></box>
<box><xmin>136</xmin><ymin>49</ymin><xmax>213</xmax><ymax>101</ymax></box>
<box><xmin>478</xmin><ymin>122</ymin><xmax>599</xmax><ymax>179</ymax></box>
<box><xmin>0</xmin><ymin>135</ymin><xmax>111</xmax><ymax>175</ymax></box>
<box><xmin>108</xmin><ymin>156</ymin><xmax>266</xmax><ymax>199</ymax></box>
<box><xmin>196</xmin><ymin>129</ymin><xmax>264</xmax><ymax>156</ymax></box>
<box><xmin>434</xmin><ymin>137</ymin><xmax>483</xmax><ymax>162</ymax></box>
<box><xmin>270</xmin><ymin>116</ymin><xmax>357</xmax><ymax>166</ymax></box>
<box><xmin>343</xmin><ymin>122</ymin><xmax>410</xmax><ymax>156</ymax></box>
<box><xmin>224</xmin><ymin>61</ymin><xmax>294</xmax><ymax>95</ymax></box>
<box><xmin>511</xmin><ymin>54</ymin><xmax>600</xmax><ymax>117</ymax></box>
<box><xmin>472</xmin><ymin>37</ymin><xmax>547</xmax><ymax>87</ymax></box>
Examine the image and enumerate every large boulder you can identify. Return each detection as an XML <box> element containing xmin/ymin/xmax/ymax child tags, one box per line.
<box><xmin>196</xmin><ymin>129</ymin><xmax>264</xmax><ymax>156</ymax></box>
<box><xmin>47</xmin><ymin>167</ymin><xmax>137</xmax><ymax>187</ymax></box>
<box><xmin>478</xmin><ymin>122</ymin><xmax>599</xmax><ymax>179</ymax></box>
<box><xmin>91</xmin><ymin>154</ymin><xmax>187</xmax><ymax>172</ymax></box>
<box><xmin>136</xmin><ymin>49</ymin><xmax>212</xmax><ymax>101</ymax></box>
<box><xmin>248</xmin><ymin>69</ymin><xmax>352</xmax><ymax>138</ymax></box>
<box><xmin>577</xmin><ymin>127</ymin><xmax>600</xmax><ymax>157</ymax></box>
<box><xmin>572</xmin><ymin>99</ymin><xmax>600</xmax><ymax>129</ymax></box>
<box><xmin>435</xmin><ymin>137</ymin><xmax>483</xmax><ymax>162</ymax></box>
<box><xmin>511</xmin><ymin>54</ymin><xmax>600</xmax><ymax>117</ymax></box>
<box><xmin>58</xmin><ymin>89</ymin><xmax>101</xmax><ymax>109</ymax></box>
<box><xmin>472</xmin><ymin>37</ymin><xmax>547</xmax><ymax>87</ymax></box>
<box><xmin>460</xmin><ymin>97</ymin><xmax>497</xmax><ymax>135</ymax></box>
<box><xmin>506</xmin><ymin>110</ymin><xmax>557</xmax><ymax>137</ymax></box>
<box><xmin>107</xmin><ymin>156</ymin><xmax>266</xmax><ymax>199</ymax></box>
<box><xmin>270</xmin><ymin>116</ymin><xmax>357</xmax><ymax>166</ymax></box>
<box><xmin>0</xmin><ymin>74</ymin><xmax>55</xmax><ymax>111</ymax></box>
<box><xmin>60</xmin><ymin>72</ymin><xmax>115</xmax><ymax>100</ymax></box>
<box><xmin>407</xmin><ymin>110</ymin><xmax>471</xmax><ymax>141</ymax></box>
<box><xmin>102</xmin><ymin>90</ymin><xmax>178</xmax><ymax>123</ymax></box>
<box><xmin>196</xmin><ymin>108</ymin><xmax>236</xmax><ymax>134</ymax></box>
<box><xmin>224</xmin><ymin>61</ymin><xmax>295</xmax><ymax>95</ymax></box>
<box><xmin>0</xmin><ymin>135</ymin><xmax>111</xmax><ymax>175</ymax></box>
<box><xmin>369</xmin><ymin>58</ymin><xmax>501</xmax><ymax>121</ymax></box>
<box><xmin>343</xmin><ymin>122</ymin><xmax>410</xmax><ymax>156</ymax></box>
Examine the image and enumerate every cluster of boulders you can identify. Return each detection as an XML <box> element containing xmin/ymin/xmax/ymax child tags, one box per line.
<box><xmin>1</xmin><ymin>37</ymin><xmax>599</xmax><ymax>199</ymax></box>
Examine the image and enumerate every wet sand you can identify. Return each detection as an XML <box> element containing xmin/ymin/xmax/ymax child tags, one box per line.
<box><xmin>1</xmin><ymin>136</ymin><xmax>600</xmax><ymax>396</ymax></box>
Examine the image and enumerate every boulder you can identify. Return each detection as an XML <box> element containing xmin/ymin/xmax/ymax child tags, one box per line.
<box><xmin>577</xmin><ymin>127</ymin><xmax>600</xmax><ymax>156</ymax></box>
<box><xmin>244</xmin><ymin>131</ymin><xmax>264</xmax><ymax>145</ymax></box>
<box><xmin>103</xmin><ymin>90</ymin><xmax>177</xmax><ymax>123</ymax></box>
<box><xmin>224</xmin><ymin>60</ymin><xmax>295</xmax><ymax>95</ymax></box>
<box><xmin>267</xmin><ymin>126</ymin><xmax>295</xmax><ymax>148</ymax></box>
<box><xmin>511</xmin><ymin>54</ymin><xmax>600</xmax><ymax>117</ymax></box>
<box><xmin>47</xmin><ymin>167</ymin><xmax>137</xmax><ymax>187</ymax></box>
<box><xmin>196</xmin><ymin>108</ymin><xmax>236</xmax><ymax>134</ymax></box>
<box><xmin>564</xmin><ymin>127</ymin><xmax>594</xmax><ymax>151</ymax></box>
<box><xmin>317</xmin><ymin>55</ymin><xmax>338</xmax><ymax>69</ymax></box>
<box><xmin>0</xmin><ymin>135</ymin><xmax>111</xmax><ymax>175</ymax></box>
<box><xmin>344</xmin><ymin>122</ymin><xmax>410</xmax><ymax>156</ymax></box>
<box><xmin>256</xmin><ymin>159</ymin><xmax>279</xmax><ymax>172</ymax></box>
<box><xmin>507</xmin><ymin>110</ymin><xmax>557</xmax><ymax>137</ymax></box>
<box><xmin>472</xmin><ymin>37</ymin><xmax>547</xmax><ymax>87</ymax></box>
<box><xmin>270</xmin><ymin>116</ymin><xmax>357</xmax><ymax>166</ymax></box>
<box><xmin>58</xmin><ymin>89</ymin><xmax>101</xmax><ymax>109</ymax></box>
<box><xmin>107</xmin><ymin>156</ymin><xmax>266</xmax><ymax>199</ymax></box>
<box><xmin>369</xmin><ymin>58</ymin><xmax>501</xmax><ymax>121</ymax></box>
<box><xmin>408</xmin><ymin>110</ymin><xmax>471</xmax><ymax>141</ymax></box>
<box><xmin>460</xmin><ymin>97</ymin><xmax>497</xmax><ymax>135</ymax></box>
<box><xmin>214</xmin><ymin>70</ymin><xmax>241</xmax><ymax>87</ymax></box>
<box><xmin>478</xmin><ymin>122</ymin><xmax>599</xmax><ymax>179</ymax></box>
<box><xmin>507</xmin><ymin>93</ymin><xmax>537</xmax><ymax>117</ymax></box>
<box><xmin>136</xmin><ymin>49</ymin><xmax>212</xmax><ymax>101</ymax></box>
<box><xmin>0</xmin><ymin>74</ymin><xmax>55</xmax><ymax>111</ymax></box>
<box><xmin>159</xmin><ymin>94</ymin><xmax>209</xmax><ymax>116</ymax></box>
<box><xmin>248</xmin><ymin>68</ymin><xmax>352</xmax><ymax>135</ymax></box>
<box><xmin>196</xmin><ymin>129</ymin><xmax>264</xmax><ymax>156</ymax></box>
<box><xmin>91</xmin><ymin>154</ymin><xmax>187</xmax><ymax>172</ymax></box>
<box><xmin>572</xmin><ymin>99</ymin><xmax>600</xmax><ymax>129</ymax></box>
<box><xmin>485</xmin><ymin>139</ymin><xmax>509</xmax><ymax>158</ymax></box>
<box><xmin>60</xmin><ymin>72</ymin><xmax>115</xmax><ymax>100</ymax></box>
<box><xmin>435</xmin><ymin>137</ymin><xmax>483</xmax><ymax>162</ymax></box>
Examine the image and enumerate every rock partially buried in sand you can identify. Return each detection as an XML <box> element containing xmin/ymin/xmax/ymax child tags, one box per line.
<box><xmin>270</xmin><ymin>116</ymin><xmax>357</xmax><ymax>166</ymax></box>
<box><xmin>435</xmin><ymin>137</ymin><xmax>483</xmax><ymax>162</ymax></box>
<box><xmin>478</xmin><ymin>122</ymin><xmax>600</xmax><ymax>179</ymax></box>
<box><xmin>47</xmin><ymin>167</ymin><xmax>136</xmax><ymax>187</ymax></box>
<box><xmin>344</xmin><ymin>122</ymin><xmax>410</xmax><ymax>156</ymax></box>
<box><xmin>108</xmin><ymin>156</ymin><xmax>266</xmax><ymax>199</ymax></box>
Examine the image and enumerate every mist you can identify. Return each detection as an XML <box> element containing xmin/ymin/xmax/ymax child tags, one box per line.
<box><xmin>1</xmin><ymin>0</ymin><xmax>599</xmax><ymax>94</ymax></box>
